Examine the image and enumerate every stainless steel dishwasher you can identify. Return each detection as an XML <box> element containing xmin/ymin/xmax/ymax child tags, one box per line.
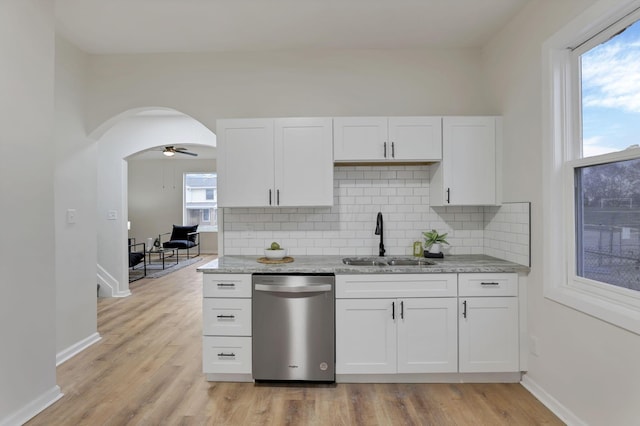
<box><xmin>252</xmin><ymin>274</ymin><xmax>335</xmax><ymax>382</ymax></box>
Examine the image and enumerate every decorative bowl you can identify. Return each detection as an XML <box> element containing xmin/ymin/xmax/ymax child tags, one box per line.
<box><xmin>264</xmin><ymin>248</ymin><xmax>287</xmax><ymax>259</ymax></box>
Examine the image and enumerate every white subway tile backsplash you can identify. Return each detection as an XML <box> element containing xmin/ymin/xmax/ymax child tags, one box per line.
<box><xmin>223</xmin><ymin>166</ymin><xmax>530</xmax><ymax>265</ymax></box>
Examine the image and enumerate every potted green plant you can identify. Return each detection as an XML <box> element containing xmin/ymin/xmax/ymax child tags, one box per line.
<box><xmin>422</xmin><ymin>229</ymin><xmax>449</xmax><ymax>254</ymax></box>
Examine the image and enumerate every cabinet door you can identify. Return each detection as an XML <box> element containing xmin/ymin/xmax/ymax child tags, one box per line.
<box><xmin>440</xmin><ymin>116</ymin><xmax>497</xmax><ymax>205</ymax></box>
<box><xmin>217</xmin><ymin>119</ymin><xmax>274</xmax><ymax>207</ymax></box>
<box><xmin>274</xmin><ymin>118</ymin><xmax>333</xmax><ymax>206</ymax></box>
<box><xmin>333</xmin><ymin>117</ymin><xmax>388</xmax><ymax>161</ymax></box>
<box><xmin>388</xmin><ymin>117</ymin><xmax>442</xmax><ymax>161</ymax></box>
<box><xmin>336</xmin><ymin>299</ymin><xmax>397</xmax><ymax>374</ymax></box>
<box><xmin>459</xmin><ymin>297</ymin><xmax>519</xmax><ymax>373</ymax></box>
<box><xmin>397</xmin><ymin>298</ymin><xmax>458</xmax><ymax>373</ymax></box>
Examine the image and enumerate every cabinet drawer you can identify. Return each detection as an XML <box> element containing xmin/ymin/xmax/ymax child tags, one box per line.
<box><xmin>336</xmin><ymin>274</ymin><xmax>457</xmax><ymax>298</ymax></box>
<box><xmin>458</xmin><ymin>273</ymin><xmax>517</xmax><ymax>297</ymax></box>
<box><xmin>203</xmin><ymin>336</ymin><xmax>252</xmax><ymax>374</ymax></box>
<box><xmin>203</xmin><ymin>274</ymin><xmax>251</xmax><ymax>298</ymax></box>
<box><xmin>203</xmin><ymin>298</ymin><xmax>252</xmax><ymax>336</ymax></box>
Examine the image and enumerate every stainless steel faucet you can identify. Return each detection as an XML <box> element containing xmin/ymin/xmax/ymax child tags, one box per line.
<box><xmin>375</xmin><ymin>212</ymin><xmax>385</xmax><ymax>257</ymax></box>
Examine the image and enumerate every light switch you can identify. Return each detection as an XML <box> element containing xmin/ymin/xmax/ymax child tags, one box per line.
<box><xmin>66</xmin><ymin>209</ymin><xmax>77</xmax><ymax>224</ymax></box>
<box><xmin>107</xmin><ymin>210</ymin><xmax>118</xmax><ymax>220</ymax></box>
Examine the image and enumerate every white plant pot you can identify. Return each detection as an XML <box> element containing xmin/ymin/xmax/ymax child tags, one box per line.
<box><xmin>429</xmin><ymin>243</ymin><xmax>441</xmax><ymax>254</ymax></box>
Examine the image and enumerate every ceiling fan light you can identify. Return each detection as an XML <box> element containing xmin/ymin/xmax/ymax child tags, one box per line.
<box><xmin>163</xmin><ymin>150</ymin><xmax>174</xmax><ymax>157</ymax></box>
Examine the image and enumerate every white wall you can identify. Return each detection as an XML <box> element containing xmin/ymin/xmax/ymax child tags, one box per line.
<box><xmin>484</xmin><ymin>0</ymin><xmax>640</xmax><ymax>424</ymax></box>
<box><xmin>128</xmin><ymin>158</ymin><xmax>219</xmax><ymax>254</ymax></box>
<box><xmin>0</xmin><ymin>1</ymin><xmax>61</xmax><ymax>424</ymax></box>
<box><xmin>86</xmin><ymin>48</ymin><xmax>494</xmax><ymax>134</ymax></box>
<box><xmin>54</xmin><ymin>36</ymin><xmax>100</xmax><ymax>363</ymax></box>
<box><xmin>96</xmin><ymin>114</ymin><xmax>215</xmax><ymax>297</ymax></box>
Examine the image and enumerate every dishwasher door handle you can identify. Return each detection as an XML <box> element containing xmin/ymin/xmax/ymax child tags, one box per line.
<box><xmin>254</xmin><ymin>284</ymin><xmax>332</xmax><ymax>293</ymax></box>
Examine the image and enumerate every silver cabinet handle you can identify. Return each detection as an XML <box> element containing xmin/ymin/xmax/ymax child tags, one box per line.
<box><xmin>481</xmin><ymin>282</ymin><xmax>500</xmax><ymax>286</ymax></box>
<box><xmin>217</xmin><ymin>352</ymin><xmax>236</xmax><ymax>357</ymax></box>
<box><xmin>217</xmin><ymin>283</ymin><xmax>236</xmax><ymax>287</ymax></box>
<box><xmin>255</xmin><ymin>284</ymin><xmax>332</xmax><ymax>293</ymax></box>
<box><xmin>216</xmin><ymin>314</ymin><xmax>235</xmax><ymax>319</ymax></box>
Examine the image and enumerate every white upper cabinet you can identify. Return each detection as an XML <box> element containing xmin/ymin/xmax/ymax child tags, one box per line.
<box><xmin>334</xmin><ymin>117</ymin><xmax>442</xmax><ymax>162</ymax></box>
<box><xmin>430</xmin><ymin>116</ymin><xmax>502</xmax><ymax>206</ymax></box>
<box><xmin>274</xmin><ymin>118</ymin><xmax>334</xmax><ymax>207</ymax></box>
<box><xmin>388</xmin><ymin>117</ymin><xmax>442</xmax><ymax>161</ymax></box>
<box><xmin>217</xmin><ymin>118</ymin><xmax>333</xmax><ymax>207</ymax></box>
<box><xmin>217</xmin><ymin>119</ymin><xmax>274</xmax><ymax>207</ymax></box>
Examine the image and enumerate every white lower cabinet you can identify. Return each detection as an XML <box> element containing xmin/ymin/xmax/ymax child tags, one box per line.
<box><xmin>202</xmin><ymin>274</ymin><xmax>252</xmax><ymax>377</ymax></box>
<box><xmin>335</xmin><ymin>274</ymin><xmax>458</xmax><ymax>375</ymax></box>
<box><xmin>336</xmin><ymin>298</ymin><xmax>397</xmax><ymax>374</ymax></box>
<box><xmin>397</xmin><ymin>298</ymin><xmax>458</xmax><ymax>373</ymax></box>
<box><xmin>201</xmin><ymin>272</ymin><xmax>522</xmax><ymax>381</ymax></box>
<box><xmin>336</xmin><ymin>298</ymin><xmax>458</xmax><ymax>374</ymax></box>
<box><xmin>458</xmin><ymin>273</ymin><xmax>519</xmax><ymax>373</ymax></box>
<box><xmin>335</xmin><ymin>273</ymin><xmax>521</xmax><ymax>378</ymax></box>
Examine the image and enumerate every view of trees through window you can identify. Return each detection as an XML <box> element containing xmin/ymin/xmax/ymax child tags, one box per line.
<box><xmin>577</xmin><ymin>19</ymin><xmax>640</xmax><ymax>292</ymax></box>
<box><xmin>184</xmin><ymin>173</ymin><xmax>217</xmax><ymax>232</ymax></box>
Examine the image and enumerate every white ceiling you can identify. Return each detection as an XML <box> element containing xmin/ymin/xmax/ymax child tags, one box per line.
<box><xmin>55</xmin><ymin>0</ymin><xmax>530</xmax><ymax>54</ymax></box>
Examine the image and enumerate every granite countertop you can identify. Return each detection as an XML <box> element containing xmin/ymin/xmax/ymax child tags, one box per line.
<box><xmin>197</xmin><ymin>255</ymin><xmax>529</xmax><ymax>274</ymax></box>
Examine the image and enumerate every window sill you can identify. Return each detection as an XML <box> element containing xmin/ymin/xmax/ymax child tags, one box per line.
<box><xmin>545</xmin><ymin>284</ymin><xmax>640</xmax><ymax>335</ymax></box>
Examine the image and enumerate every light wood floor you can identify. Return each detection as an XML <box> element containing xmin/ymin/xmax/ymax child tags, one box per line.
<box><xmin>29</xmin><ymin>255</ymin><xmax>563</xmax><ymax>425</ymax></box>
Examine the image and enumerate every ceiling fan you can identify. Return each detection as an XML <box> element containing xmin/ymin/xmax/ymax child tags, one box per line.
<box><xmin>162</xmin><ymin>146</ymin><xmax>198</xmax><ymax>157</ymax></box>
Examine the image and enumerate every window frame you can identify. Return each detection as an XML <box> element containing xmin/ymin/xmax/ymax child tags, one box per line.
<box><xmin>543</xmin><ymin>0</ymin><xmax>640</xmax><ymax>335</ymax></box>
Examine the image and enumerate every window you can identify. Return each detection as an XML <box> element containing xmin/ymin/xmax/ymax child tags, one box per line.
<box><xmin>544</xmin><ymin>1</ymin><xmax>640</xmax><ymax>335</ymax></box>
<box><xmin>575</xmin><ymin>20</ymin><xmax>640</xmax><ymax>294</ymax></box>
<box><xmin>184</xmin><ymin>173</ymin><xmax>217</xmax><ymax>232</ymax></box>
<box><xmin>575</xmin><ymin>159</ymin><xmax>640</xmax><ymax>292</ymax></box>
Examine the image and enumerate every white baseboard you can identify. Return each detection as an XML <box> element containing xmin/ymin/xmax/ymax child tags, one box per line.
<box><xmin>337</xmin><ymin>372</ymin><xmax>522</xmax><ymax>383</ymax></box>
<box><xmin>0</xmin><ymin>385</ymin><xmax>63</xmax><ymax>426</ymax></box>
<box><xmin>56</xmin><ymin>332</ymin><xmax>102</xmax><ymax>366</ymax></box>
<box><xmin>97</xmin><ymin>264</ymin><xmax>131</xmax><ymax>298</ymax></box>
<box><xmin>521</xmin><ymin>374</ymin><xmax>586</xmax><ymax>426</ymax></box>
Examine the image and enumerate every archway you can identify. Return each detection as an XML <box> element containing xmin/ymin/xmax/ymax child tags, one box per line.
<box><xmin>91</xmin><ymin>107</ymin><xmax>216</xmax><ymax>297</ymax></box>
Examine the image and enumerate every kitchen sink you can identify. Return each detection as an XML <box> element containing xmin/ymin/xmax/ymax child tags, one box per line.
<box><xmin>341</xmin><ymin>258</ymin><xmax>388</xmax><ymax>266</ymax></box>
<box><xmin>387</xmin><ymin>258</ymin><xmax>435</xmax><ymax>266</ymax></box>
<box><xmin>342</xmin><ymin>257</ymin><xmax>435</xmax><ymax>267</ymax></box>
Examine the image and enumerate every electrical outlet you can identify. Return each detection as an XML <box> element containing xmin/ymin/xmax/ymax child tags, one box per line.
<box><xmin>530</xmin><ymin>335</ymin><xmax>540</xmax><ymax>357</ymax></box>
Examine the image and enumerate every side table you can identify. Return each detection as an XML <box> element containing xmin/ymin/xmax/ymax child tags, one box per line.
<box><xmin>147</xmin><ymin>248</ymin><xmax>178</xmax><ymax>270</ymax></box>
